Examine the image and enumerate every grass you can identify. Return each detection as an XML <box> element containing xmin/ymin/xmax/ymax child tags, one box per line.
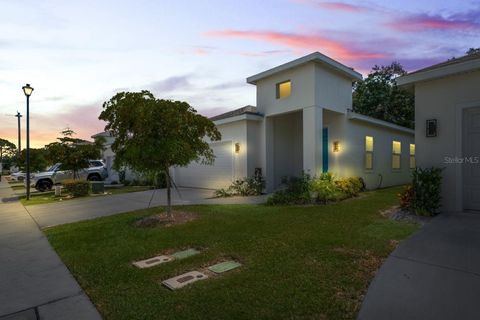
<box><xmin>45</xmin><ymin>186</ymin><xmax>418</xmax><ymax>320</ymax></box>
<box><xmin>19</xmin><ymin>185</ymin><xmax>153</xmax><ymax>206</ymax></box>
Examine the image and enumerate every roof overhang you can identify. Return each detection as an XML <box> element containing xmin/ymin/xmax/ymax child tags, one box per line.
<box><xmin>213</xmin><ymin>113</ymin><xmax>263</xmax><ymax>126</ymax></box>
<box><xmin>397</xmin><ymin>58</ymin><xmax>480</xmax><ymax>87</ymax></box>
<box><xmin>347</xmin><ymin>110</ymin><xmax>414</xmax><ymax>135</ymax></box>
<box><xmin>246</xmin><ymin>52</ymin><xmax>362</xmax><ymax>85</ymax></box>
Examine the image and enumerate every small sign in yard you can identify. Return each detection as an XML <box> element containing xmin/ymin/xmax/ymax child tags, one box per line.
<box><xmin>132</xmin><ymin>255</ymin><xmax>173</xmax><ymax>269</ymax></box>
<box><xmin>162</xmin><ymin>271</ymin><xmax>208</xmax><ymax>290</ymax></box>
<box><xmin>208</xmin><ymin>261</ymin><xmax>242</xmax><ymax>274</ymax></box>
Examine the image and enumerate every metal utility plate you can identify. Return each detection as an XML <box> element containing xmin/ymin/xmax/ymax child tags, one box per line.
<box><xmin>162</xmin><ymin>271</ymin><xmax>208</xmax><ymax>290</ymax></box>
<box><xmin>208</xmin><ymin>261</ymin><xmax>242</xmax><ymax>274</ymax></box>
<box><xmin>171</xmin><ymin>248</ymin><xmax>200</xmax><ymax>260</ymax></box>
<box><xmin>132</xmin><ymin>255</ymin><xmax>173</xmax><ymax>269</ymax></box>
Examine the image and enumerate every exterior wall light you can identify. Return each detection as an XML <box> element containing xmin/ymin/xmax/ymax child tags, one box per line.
<box><xmin>235</xmin><ymin>143</ymin><xmax>240</xmax><ymax>154</ymax></box>
<box><xmin>333</xmin><ymin>141</ymin><xmax>340</xmax><ymax>152</ymax></box>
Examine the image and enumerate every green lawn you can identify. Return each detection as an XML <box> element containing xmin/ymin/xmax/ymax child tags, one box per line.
<box><xmin>45</xmin><ymin>186</ymin><xmax>417</xmax><ymax>320</ymax></box>
<box><xmin>19</xmin><ymin>185</ymin><xmax>152</xmax><ymax>206</ymax></box>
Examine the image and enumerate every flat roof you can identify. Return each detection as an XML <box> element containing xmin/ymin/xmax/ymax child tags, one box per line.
<box><xmin>246</xmin><ymin>52</ymin><xmax>362</xmax><ymax>84</ymax></box>
<box><xmin>209</xmin><ymin>105</ymin><xmax>261</xmax><ymax>121</ymax></box>
<box><xmin>397</xmin><ymin>53</ymin><xmax>480</xmax><ymax>86</ymax></box>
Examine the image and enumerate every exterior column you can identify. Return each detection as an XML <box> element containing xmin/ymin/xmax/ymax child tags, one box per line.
<box><xmin>303</xmin><ymin>106</ymin><xmax>323</xmax><ymax>177</ymax></box>
<box><xmin>262</xmin><ymin>116</ymin><xmax>275</xmax><ymax>192</ymax></box>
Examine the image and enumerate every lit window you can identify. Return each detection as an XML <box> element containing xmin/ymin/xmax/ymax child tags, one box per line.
<box><xmin>365</xmin><ymin>136</ymin><xmax>373</xmax><ymax>170</ymax></box>
<box><xmin>276</xmin><ymin>80</ymin><xmax>291</xmax><ymax>99</ymax></box>
<box><xmin>392</xmin><ymin>141</ymin><xmax>401</xmax><ymax>169</ymax></box>
<box><xmin>410</xmin><ymin>144</ymin><xmax>416</xmax><ymax>169</ymax></box>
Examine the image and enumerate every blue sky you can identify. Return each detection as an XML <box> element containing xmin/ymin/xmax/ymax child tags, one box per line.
<box><xmin>1</xmin><ymin>0</ymin><xmax>479</xmax><ymax>147</ymax></box>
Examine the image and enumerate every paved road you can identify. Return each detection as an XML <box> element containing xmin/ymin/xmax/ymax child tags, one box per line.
<box><xmin>358</xmin><ymin>212</ymin><xmax>480</xmax><ymax>320</ymax></box>
<box><xmin>27</xmin><ymin>187</ymin><xmax>267</xmax><ymax>228</ymax></box>
<box><xmin>0</xmin><ymin>180</ymin><xmax>101</xmax><ymax>319</ymax></box>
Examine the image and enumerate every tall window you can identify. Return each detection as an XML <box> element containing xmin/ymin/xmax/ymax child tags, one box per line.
<box><xmin>410</xmin><ymin>144</ymin><xmax>416</xmax><ymax>169</ymax></box>
<box><xmin>276</xmin><ymin>80</ymin><xmax>291</xmax><ymax>99</ymax></box>
<box><xmin>365</xmin><ymin>136</ymin><xmax>374</xmax><ymax>170</ymax></box>
<box><xmin>392</xmin><ymin>141</ymin><xmax>401</xmax><ymax>169</ymax></box>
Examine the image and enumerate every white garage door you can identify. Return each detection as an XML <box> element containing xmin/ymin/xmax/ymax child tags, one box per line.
<box><xmin>174</xmin><ymin>141</ymin><xmax>233</xmax><ymax>189</ymax></box>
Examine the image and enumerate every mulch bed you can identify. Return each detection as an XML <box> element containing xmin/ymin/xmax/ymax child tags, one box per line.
<box><xmin>134</xmin><ymin>210</ymin><xmax>198</xmax><ymax>228</ymax></box>
<box><xmin>380</xmin><ymin>206</ymin><xmax>432</xmax><ymax>226</ymax></box>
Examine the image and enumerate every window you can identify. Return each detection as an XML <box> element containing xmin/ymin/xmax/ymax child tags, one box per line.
<box><xmin>410</xmin><ymin>144</ymin><xmax>416</xmax><ymax>169</ymax></box>
<box><xmin>276</xmin><ymin>80</ymin><xmax>291</xmax><ymax>99</ymax></box>
<box><xmin>392</xmin><ymin>141</ymin><xmax>401</xmax><ymax>169</ymax></box>
<box><xmin>365</xmin><ymin>136</ymin><xmax>374</xmax><ymax>170</ymax></box>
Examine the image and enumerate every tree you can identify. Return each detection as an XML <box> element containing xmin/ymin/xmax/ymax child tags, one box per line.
<box><xmin>0</xmin><ymin>138</ymin><xmax>16</xmax><ymax>174</ymax></box>
<box><xmin>15</xmin><ymin>148</ymin><xmax>49</xmax><ymax>172</ymax></box>
<box><xmin>45</xmin><ymin>129</ymin><xmax>104</xmax><ymax>179</ymax></box>
<box><xmin>353</xmin><ymin>62</ymin><xmax>414</xmax><ymax>128</ymax></box>
<box><xmin>99</xmin><ymin>91</ymin><xmax>221</xmax><ymax>217</ymax></box>
<box><xmin>466</xmin><ymin>48</ymin><xmax>480</xmax><ymax>55</ymax></box>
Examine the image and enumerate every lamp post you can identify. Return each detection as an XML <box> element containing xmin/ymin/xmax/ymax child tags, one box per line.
<box><xmin>22</xmin><ymin>84</ymin><xmax>33</xmax><ymax>200</ymax></box>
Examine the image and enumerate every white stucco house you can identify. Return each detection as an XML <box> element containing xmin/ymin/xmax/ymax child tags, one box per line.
<box><xmin>398</xmin><ymin>53</ymin><xmax>480</xmax><ymax>212</ymax></box>
<box><xmin>173</xmin><ymin>52</ymin><xmax>415</xmax><ymax>192</ymax></box>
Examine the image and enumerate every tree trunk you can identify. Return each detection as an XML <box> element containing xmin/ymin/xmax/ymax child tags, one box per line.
<box><xmin>165</xmin><ymin>167</ymin><xmax>172</xmax><ymax>219</ymax></box>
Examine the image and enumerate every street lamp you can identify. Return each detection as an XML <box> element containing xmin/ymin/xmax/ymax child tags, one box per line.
<box><xmin>22</xmin><ymin>84</ymin><xmax>33</xmax><ymax>200</ymax></box>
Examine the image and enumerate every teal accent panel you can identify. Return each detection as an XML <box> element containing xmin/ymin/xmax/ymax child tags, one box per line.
<box><xmin>322</xmin><ymin>128</ymin><xmax>328</xmax><ymax>173</ymax></box>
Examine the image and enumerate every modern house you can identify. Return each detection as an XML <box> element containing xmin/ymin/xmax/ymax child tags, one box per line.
<box><xmin>173</xmin><ymin>52</ymin><xmax>414</xmax><ymax>192</ymax></box>
<box><xmin>398</xmin><ymin>53</ymin><xmax>480</xmax><ymax>212</ymax></box>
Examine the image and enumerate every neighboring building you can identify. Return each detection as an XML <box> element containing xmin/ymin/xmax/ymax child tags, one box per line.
<box><xmin>398</xmin><ymin>53</ymin><xmax>480</xmax><ymax>212</ymax></box>
<box><xmin>173</xmin><ymin>52</ymin><xmax>414</xmax><ymax>192</ymax></box>
<box><xmin>91</xmin><ymin>131</ymin><xmax>138</xmax><ymax>183</ymax></box>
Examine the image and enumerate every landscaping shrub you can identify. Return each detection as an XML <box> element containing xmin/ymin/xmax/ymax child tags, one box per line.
<box><xmin>335</xmin><ymin>177</ymin><xmax>365</xmax><ymax>197</ymax></box>
<box><xmin>63</xmin><ymin>180</ymin><xmax>90</xmax><ymax>197</ymax></box>
<box><xmin>266</xmin><ymin>173</ymin><xmax>311</xmax><ymax>205</ymax></box>
<box><xmin>214</xmin><ymin>176</ymin><xmax>265</xmax><ymax>197</ymax></box>
<box><xmin>398</xmin><ymin>167</ymin><xmax>443</xmax><ymax>216</ymax></box>
<box><xmin>267</xmin><ymin>173</ymin><xmax>366</xmax><ymax>206</ymax></box>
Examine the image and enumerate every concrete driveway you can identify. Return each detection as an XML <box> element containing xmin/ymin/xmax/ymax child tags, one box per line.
<box><xmin>358</xmin><ymin>212</ymin><xmax>480</xmax><ymax>320</ymax></box>
<box><xmin>27</xmin><ymin>188</ymin><xmax>267</xmax><ymax>228</ymax></box>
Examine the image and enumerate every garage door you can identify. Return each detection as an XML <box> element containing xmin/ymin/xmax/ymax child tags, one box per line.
<box><xmin>463</xmin><ymin>107</ymin><xmax>480</xmax><ymax>211</ymax></box>
<box><xmin>174</xmin><ymin>141</ymin><xmax>233</xmax><ymax>189</ymax></box>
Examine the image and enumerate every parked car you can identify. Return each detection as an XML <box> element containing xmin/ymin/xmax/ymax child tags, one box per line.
<box><xmin>29</xmin><ymin>160</ymin><xmax>108</xmax><ymax>192</ymax></box>
<box><xmin>10</xmin><ymin>171</ymin><xmax>26</xmax><ymax>181</ymax></box>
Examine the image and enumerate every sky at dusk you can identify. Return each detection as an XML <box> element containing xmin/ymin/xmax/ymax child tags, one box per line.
<box><xmin>1</xmin><ymin>0</ymin><xmax>479</xmax><ymax>147</ymax></box>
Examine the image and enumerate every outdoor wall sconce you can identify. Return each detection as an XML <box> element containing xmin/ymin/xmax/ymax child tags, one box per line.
<box><xmin>333</xmin><ymin>141</ymin><xmax>340</xmax><ymax>152</ymax></box>
<box><xmin>235</xmin><ymin>143</ymin><xmax>240</xmax><ymax>153</ymax></box>
<box><xmin>426</xmin><ymin>119</ymin><xmax>437</xmax><ymax>137</ymax></box>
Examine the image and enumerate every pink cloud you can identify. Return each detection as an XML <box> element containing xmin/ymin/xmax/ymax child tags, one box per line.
<box><xmin>387</xmin><ymin>14</ymin><xmax>479</xmax><ymax>32</ymax></box>
<box><xmin>316</xmin><ymin>1</ymin><xmax>366</xmax><ymax>12</ymax></box>
<box><xmin>206</xmin><ymin>30</ymin><xmax>385</xmax><ymax>61</ymax></box>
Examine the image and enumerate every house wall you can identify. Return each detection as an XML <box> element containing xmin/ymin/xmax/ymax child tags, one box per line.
<box><xmin>414</xmin><ymin>70</ymin><xmax>480</xmax><ymax>211</ymax></box>
<box><xmin>256</xmin><ymin>62</ymin><xmax>316</xmax><ymax>117</ymax></box>
<box><xmin>341</xmin><ymin>118</ymin><xmax>414</xmax><ymax>189</ymax></box>
<box><xmin>315</xmin><ymin>65</ymin><xmax>353</xmax><ymax>113</ymax></box>
<box><xmin>215</xmin><ymin>120</ymin><xmax>248</xmax><ymax>180</ymax></box>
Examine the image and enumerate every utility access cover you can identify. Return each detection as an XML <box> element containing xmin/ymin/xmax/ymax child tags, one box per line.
<box><xmin>208</xmin><ymin>261</ymin><xmax>242</xmax><ymax>274</ymax></box>
<box><xmin>171</xmin><ymin>248</ymin><xmax>200</xmax><ymax>260</ymax></box>
<box><xmin>162</xmin><ymin>271</ymin><xmax>208</xmax><ymax>290</ymax></box>
<box><xmin>132</xmin><ymin>255</ymin><xmax>173</xmax><ymax>269</ymax></box>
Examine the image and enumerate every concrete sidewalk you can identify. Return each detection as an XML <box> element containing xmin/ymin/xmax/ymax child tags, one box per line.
<box><xmin>27</xmin><ymin>187</ymin><xmax>267</xmax><ymax>228</ymax></box>
<box><xmin>0</xmin><ymin>179</ymin><xmax>101</xmax><ymax>319</ymax></box>
<box><xmin>358</xmin><ymin>212</ymin><xmax>480</xmax><ymax>320</ymax></box>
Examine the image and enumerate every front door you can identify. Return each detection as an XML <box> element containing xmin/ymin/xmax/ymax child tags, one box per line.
<box><xmin>322</xmin><ymin>127</ymin><xmax>328</xmax><ymax>173</ymax></box>
<box><xmin>463</xmin><ymin>107</ymin><xmax>480</xmax><ymax>211</ymax></box>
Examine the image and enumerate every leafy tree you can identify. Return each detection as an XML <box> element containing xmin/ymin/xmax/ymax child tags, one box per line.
<box><xmin>15</xmin><ymin>148</ymin><xmax>49</xmax><ymax>172</ymax></box>
<box><xmin>45</xmin><ymin>129</ymin><xmax>104</xmax><ymax>179</ymax></box>
<box><xmin>466</xmin><ymin>48</ymin><xmax>480</xmax><ymax>55</ymax></box>
<box><xmin>99</xmin><ymin>91</ymin><xmax>221</xmax><ymax>217</ymax></box>
<box><xmin>0</xmin><ymin>138</ymin><xmax>16</xmax><ymax>173</ymax></box>
<box><xmin>353</xmin><ymin>62</ymin><xmax>414</xmax><ymax>128</ymax></box>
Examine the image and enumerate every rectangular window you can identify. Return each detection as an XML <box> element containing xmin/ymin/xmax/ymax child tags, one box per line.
<box><xmin>410</xmin><ymin>144</ymin><xmax>416</xmax><ymax>169</ymax></box>
<box><xmin>365</xmin><ymin>136</ymin><xmax>373</xmax><ymax>169</ymax></box>
<box><xmin>392</xmin><ymin>141</ymin><xmax>401</xmax><ymax>169</ymax></box>
<box><xmin>276</xmin><ymin>80</ymin><xmax>291</xmax><ymax>99</ymax></box>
